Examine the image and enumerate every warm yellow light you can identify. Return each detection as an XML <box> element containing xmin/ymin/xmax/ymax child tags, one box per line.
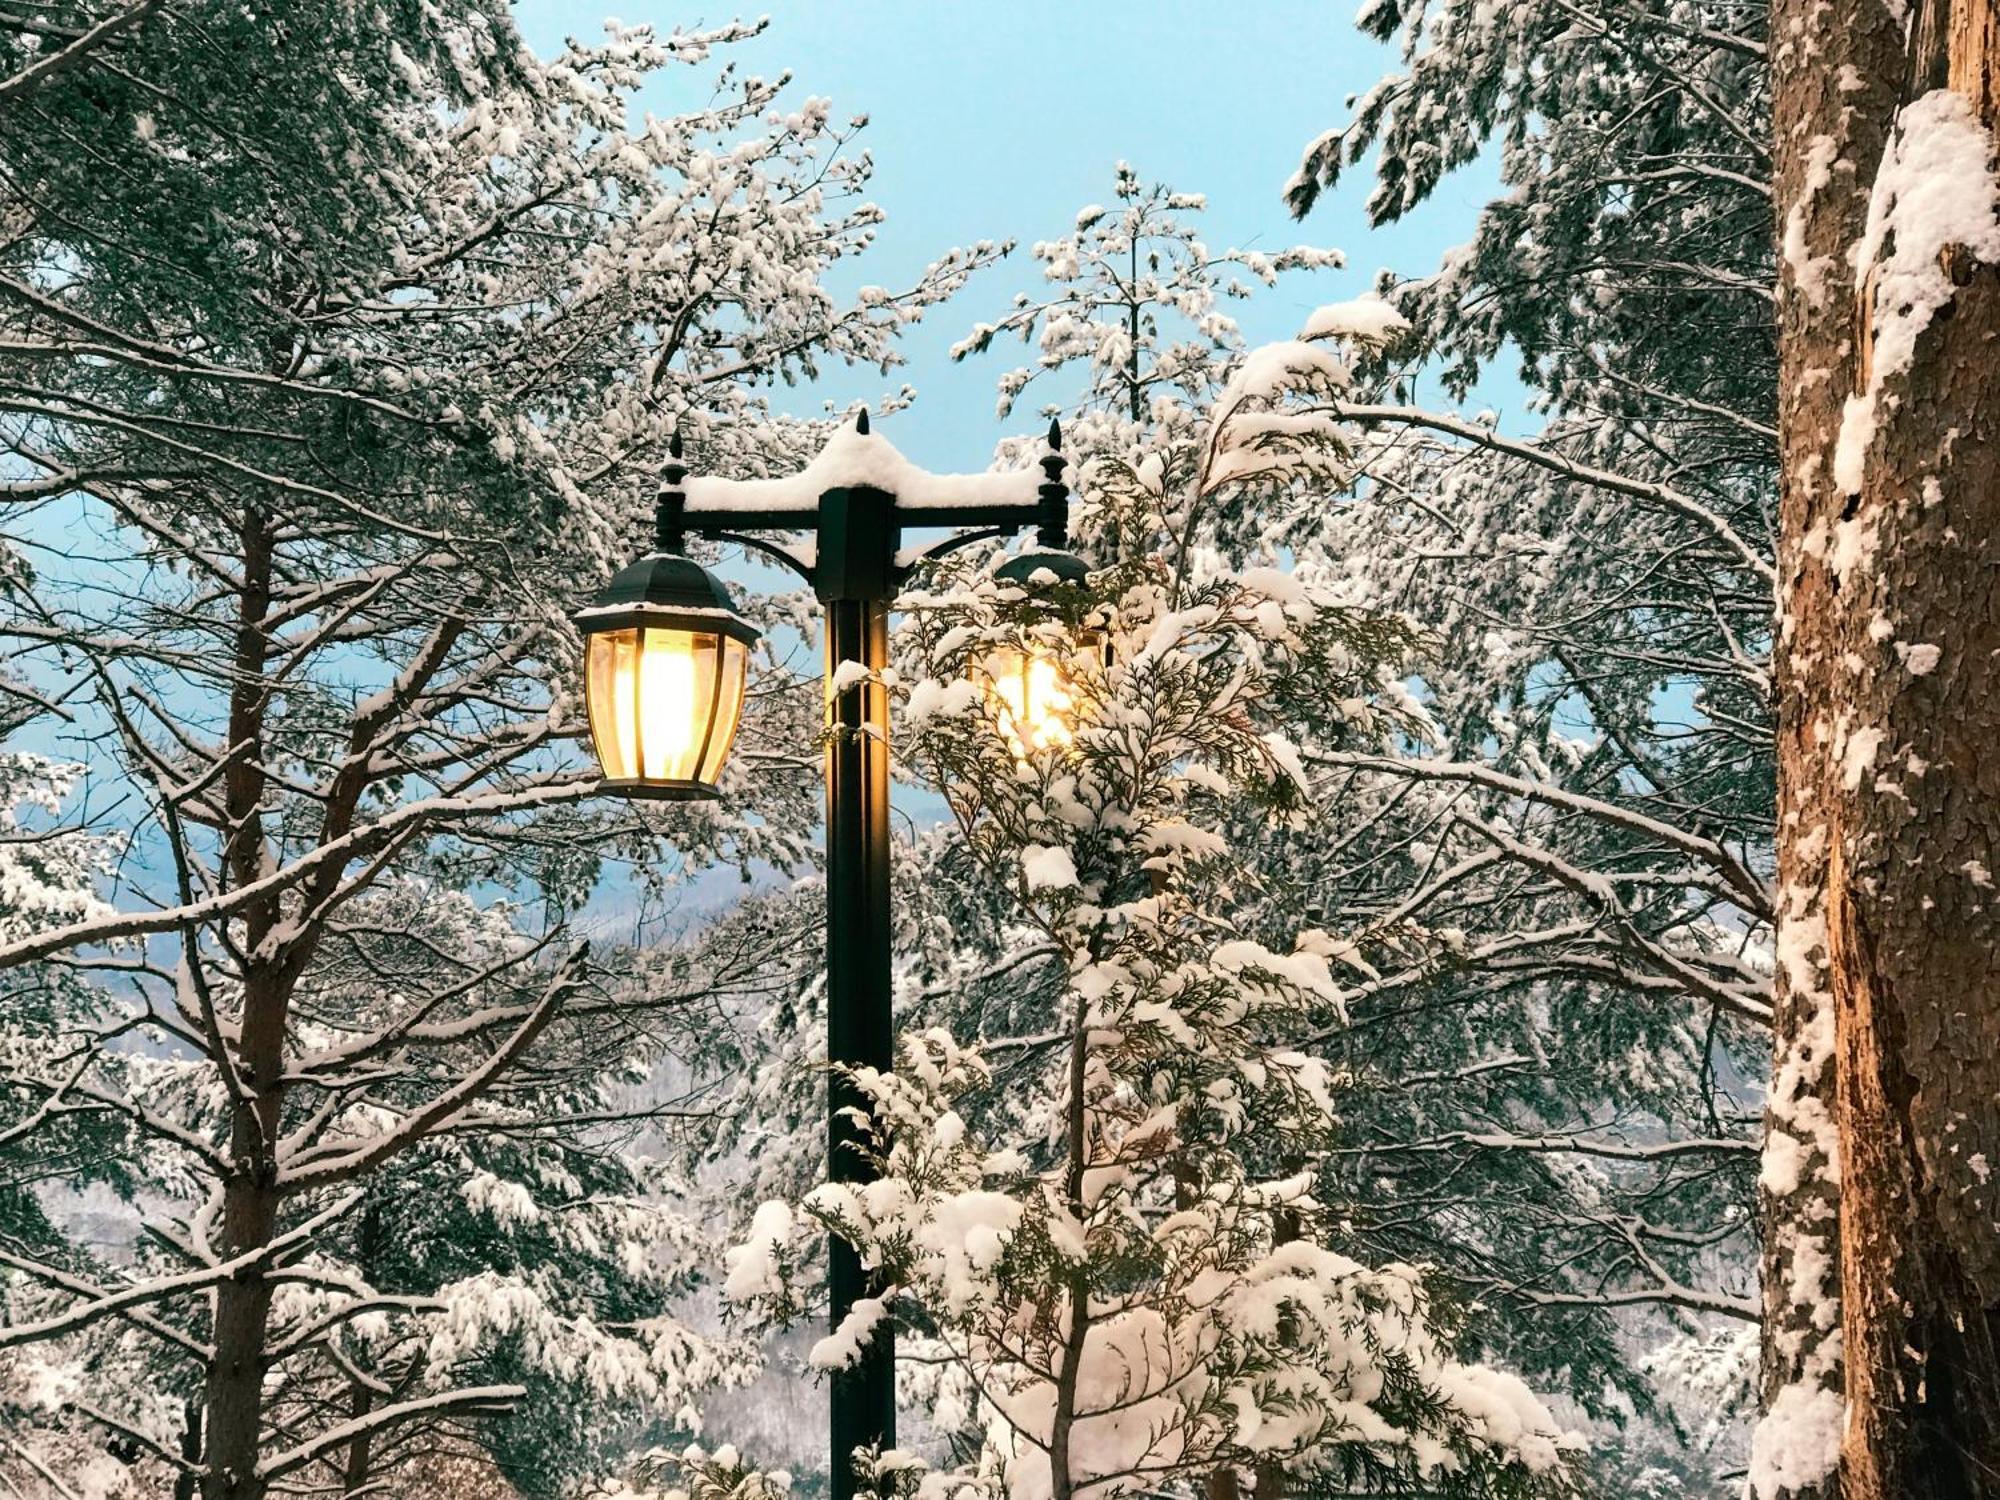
<box><xmin>639</xmin><ymin>631</ymin><xmax>699</xmax><ymax>777</ymax></box>
<box><xmin>985</xmin><ymin>645</ymin><xmax>1078</xmax><ymax>757</ymax></box>
<box><xmin>584</xmin><ymin>624</ymin><xmax>748</xmax><ymax>794</ymax></box>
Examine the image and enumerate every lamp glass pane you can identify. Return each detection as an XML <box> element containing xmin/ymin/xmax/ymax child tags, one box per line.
<box><xmin>634</xmin><ymin>627</ymin><xmax>714</xmax><ymax>783</ymax></box>
<box><xmin>984</xmin><ymin>644</ymin><xmax>1076</xmax><ymax>757</ymax></box>
<box><xmin>700</xmin><ymin>636</ymin><xmax>750</xmax><ymax>785</ymax></box>
<box><xmin>586</xmin><ymin>627</ymin><xmax>640</xmax><ymax>781</ymax></box>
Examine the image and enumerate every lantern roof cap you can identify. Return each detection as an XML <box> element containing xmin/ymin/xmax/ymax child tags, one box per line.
<box><xmin>574</xmin><ymin>552</ymin><xmax>760</xmax><ymax>645</ymax></box>
<box><xmin>994</xmin><ymin>548</ymin><xmax>1088</xmax><ymax>587</ymax></box>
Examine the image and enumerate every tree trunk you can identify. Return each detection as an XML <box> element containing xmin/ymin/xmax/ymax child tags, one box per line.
<box><xmin>201</xmin><ymin>508</ymin><xmax>289</xmax><ymax>1500</ymax></box>
<box><xmin>174</xmin><ymin>1399</ymin><xmax>202</xmax><ymax>1500</ymax></box>
<box><xmin>1127</xmin><ymin>236</ymin><xmax>1143</xmax><ymax>424</ymax></box>
<box><xmin>1171</xmin><ymin>1157</ymin><xmax>1246</xmax><ymax>1500</ymax></box>
<box><xmin>341</xmin><ymin>1381</ymin><xmax>374</xmax><ymax>1495</ymax></box>
<box><xmin>1767</xmin><ymin>2</ymin><xmax>2000</xmax><ymax>1495</ymax></box>
<box><xmin>204</xmin><ymin>1166</ymin><xmax>281</xmax><ymax>1500</ymax></box>
<box><xmin>342</xmin><ymin>1202</ymin><xmax>385</xmax><ymax>1493</ymax></box>
<box><xmin>1048</xmin><ymin>987</ymin><xmax>1094</xmax><ymax>1500</ymax></box>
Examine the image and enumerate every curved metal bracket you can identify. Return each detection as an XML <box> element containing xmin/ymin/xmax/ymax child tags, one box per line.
<box><xmin>696</xmin><ymin>520</ymin><xmax>1050</xmax><ymax>592</ymax></box>
<box><xmin>893</xmin><ymin>526</ymin><xmax>1009</xmax><ymax>583</ymax></box>
<box><xmin>709</xmin><ymin>529</ymin><xmax>818</xmax><ymax>587</ymax></box>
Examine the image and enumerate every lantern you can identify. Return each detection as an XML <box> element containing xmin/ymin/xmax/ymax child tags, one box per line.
<box><xmin>574</xmin><ymin>552</ymin><xmax>760</xmax><ymax>799</ymax></box>
<box><xmin>982</xmin><ymin>549</ymin><xmax>1106</xmax><ymax>759</ymax></box>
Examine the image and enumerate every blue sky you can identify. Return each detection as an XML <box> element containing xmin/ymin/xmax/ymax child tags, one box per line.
<box><xmin>514</xmin><ymin>0</ymin><xmax>1506</xmax><ymax>470</ymax></box>
<box><xmin>508</xmin><ymin>1</ymin><xmax>1517</xmax><ymax>907</ymax></box>
<box><xmin>19</xmin><ymin>5</ymin><xmax>1520</xmax><ymax>925</ymax></box>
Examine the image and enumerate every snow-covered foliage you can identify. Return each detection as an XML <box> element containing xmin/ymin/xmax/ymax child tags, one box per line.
<box><xmin>1277</xmin><ymin>0</ymin><xmax>1778</xmax><ymax>1485</ymax></box>
<box><xmin>0</xmin><ymin>5</ymin><xmax>980</xmax><ymax>1492</ymax></box>
<box><xmin>703</xmin><ymin>179</ymin><xmax>1581</xmax><ymax>1499</ymax></box>
<box><xmin>947</xmin><ymin>154</ymin><xmax>1771</xmax><ymax>1490</ymax></box>
<box><xmin>951</xmin><ymin>165</ymin><xmax>1341</xmax><ymax>429</ymax></box>
<box><xmin>729</xmin><ymin>529</ymin><xmax>1577</xmax><ymax>1497</ymax></box>
<box><xmin>956</xmin><ymin>100</ymin><xmax>1786</xmax><ymax>1492</ymax></box>
<box><xmin>0</xmin><ymin>752</ymin><xmax>116</xmax><ymax>944</ymax></box>
<box><xmin>0</xmin><ymin>748</ymin><xmax>159</xmax><ymax>1499</ymax></box>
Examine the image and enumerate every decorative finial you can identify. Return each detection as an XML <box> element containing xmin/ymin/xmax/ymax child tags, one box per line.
<box><xmin>658</xmin><ymin>429</ymin><xmax>689</xmax><ymax>555</ymax></box>
<box><xmin>1037</xmin><ymin>416</ymin><xmax>1070</xmax><ymax>551</ymax></box>
<box><xmin>855</xmin><ymin>407</ymin><xmax>871</xmax><ymax>436</ymax></box>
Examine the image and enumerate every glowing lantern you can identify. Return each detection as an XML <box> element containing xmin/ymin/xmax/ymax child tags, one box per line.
<box><xmin>984</xmin><ymin>645</ymin><xmax>1078</xmax><ymax>755</ymax></box>
<box><xmin>982</xmin><ymin>549</ymin><xmax>1105</xmax><ymax>759</ymax></box>
<box><xmin>574</xmin><ymin>552</ymin><xmax>759</xmax><ymax>799</ymax></box>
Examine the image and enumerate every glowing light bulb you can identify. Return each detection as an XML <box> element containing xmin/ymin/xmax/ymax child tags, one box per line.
<box><xmin>987</xmin><ymin>646</ymin><xmax>1077</xmax><ymax>758</ymax></box>
<box><xmin>638</xmin><ymin>629</ymin><xmax>699</xmax><ymax>778</ymax></box>
<box><xmin>576</xmin><ymin>549</ymin><xmax>758</xmax><ymax>799</ymax></box>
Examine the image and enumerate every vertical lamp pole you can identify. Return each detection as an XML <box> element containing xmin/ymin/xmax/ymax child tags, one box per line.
<box><xmin>817</xmin><ymin>479</ymin><xmax>899</xmax><ymax>1480</ymax></box>
<box><xmin>582</xmin><ymin>412</ymin><xmax>1072</xmax><ymax>1500</ymax></box>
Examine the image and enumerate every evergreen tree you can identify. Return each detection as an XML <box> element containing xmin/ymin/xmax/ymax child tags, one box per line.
<box><xmin>681</xmin><ymin>173</ymin><xmax>1580</xmax><ymax>1500</ymax></box>
<box><xmin>948</xmin><ymin>169</ymin><xmax>1765</xmax><ymax>1492</ymax></box>
<box><xmin>0</xmin><ymin>6</ymin><xmax>994</xmax><ymax>1494</ymax></box>
<box><xmin>1283</xmin><ymin>2</ymin><xmax>1779</xmax><ymax>1485</ymax></box>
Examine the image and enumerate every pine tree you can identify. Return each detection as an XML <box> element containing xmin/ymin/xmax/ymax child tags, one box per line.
<box><xmin>943</xmin><ymin>163</ymin><xmax>1767</xmax><ymax>1491</ymax></box>
<box><xmin>1284</xmin><ymin>1</ymin><xmax>1778</xmax><ymax>1483</ymax></box>
<box><xmin>0</xmin><ymin>7</ymin><xmax>997</xmax><ymax>1494</ymax></box>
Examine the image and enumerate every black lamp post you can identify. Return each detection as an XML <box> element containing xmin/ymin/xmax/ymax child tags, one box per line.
<box><xmin>574</xmin><ymin>411</ymin><xmax>1075</xmax><ymax>1500</ymax></box>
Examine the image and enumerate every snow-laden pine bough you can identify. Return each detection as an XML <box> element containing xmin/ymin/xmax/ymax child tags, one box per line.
<box><xmin>0</xmin><ymin>7</ymin><xmax>1010</xmax><ymax>1495</ymax></box>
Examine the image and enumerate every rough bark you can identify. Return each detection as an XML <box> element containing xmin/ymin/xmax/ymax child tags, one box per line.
<box><xmin>1767</xmin><ymin>0</ymin><xmax>2000</xmax><ymax>1495</ymax></box>
<box><xmin>342</xmin><ymin>1202</ymin><xmax>384</xmax><ymax>1494</ymax></box>
<box><xmin>201</xmin><ymin>507</ymin><xmax>287</xmax><ymax>1500</ymax></box>
<box><xmin>341</xmin><ymin>1382</ymin><xmax>375</xmax><ymax>1495</ymax></box>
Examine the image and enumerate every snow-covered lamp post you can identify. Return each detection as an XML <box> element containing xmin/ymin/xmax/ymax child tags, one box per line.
<box><xmin>576</xmin><ymin>410</ymin><xmax>1077</xmax><ymax>1500</ymax></box>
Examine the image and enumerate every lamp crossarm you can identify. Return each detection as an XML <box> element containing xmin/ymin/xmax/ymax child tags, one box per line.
<box><xmin>676</xmin><ymin>500</ymin><xmax>1048</xmax><ymax>530</ymax></box>
<box><xmin>654</xmin><ymin>416</ymin><xmax>1073</xmax><ymax>598</ymax></box>
<box><xmin>674</xmin><ymin>508</ymin><xmax>1044</xmax><ymax>594</ymax></box>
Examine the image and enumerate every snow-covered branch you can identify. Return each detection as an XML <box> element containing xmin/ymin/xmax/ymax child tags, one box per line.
<box><xmin>254</xmin><ymin>1385</ymin><xmax>523</xmax><ymax>1483</ymax></box>
<box><xmin>1336</xmin><ymin>401</ymin><xmax>1775</xmax><ymax>582</ymax></box>
<box><xmin>1312</xmin><ymin>748</ymin><xmax>1774</xmax><ymax>917</ymax></box>
<box><xmin>0</xmin><ymin>1194</ymin><xmax>356</xmax><ymax>1349</ymax></box>
<box><xmin>276</xmin><ymin>945</ymin><xmax>587</xmax><ymax>1192</ymax></box>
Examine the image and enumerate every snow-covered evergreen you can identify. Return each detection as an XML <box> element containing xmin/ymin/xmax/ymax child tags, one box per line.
<box><xmin>935</xmin><ymin>151</ymin><xmax>1775</xmax><ymax>1490</ymax></box>
<box><xmin>1281</xmin><ymin>1</ymin><xmax>1778</xmax><ymax>1485</ymax></box>
<box><xmin>0</xmin><ymin>7</ymin><xmax>982</xmax><ymax>1494</ymax></box>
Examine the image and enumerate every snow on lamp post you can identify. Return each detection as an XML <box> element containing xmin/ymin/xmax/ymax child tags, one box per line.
<box><xmin>577</xmin><ymin>410</ymin><xmax>1077</xmax><ymax>1500</ymax></box>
